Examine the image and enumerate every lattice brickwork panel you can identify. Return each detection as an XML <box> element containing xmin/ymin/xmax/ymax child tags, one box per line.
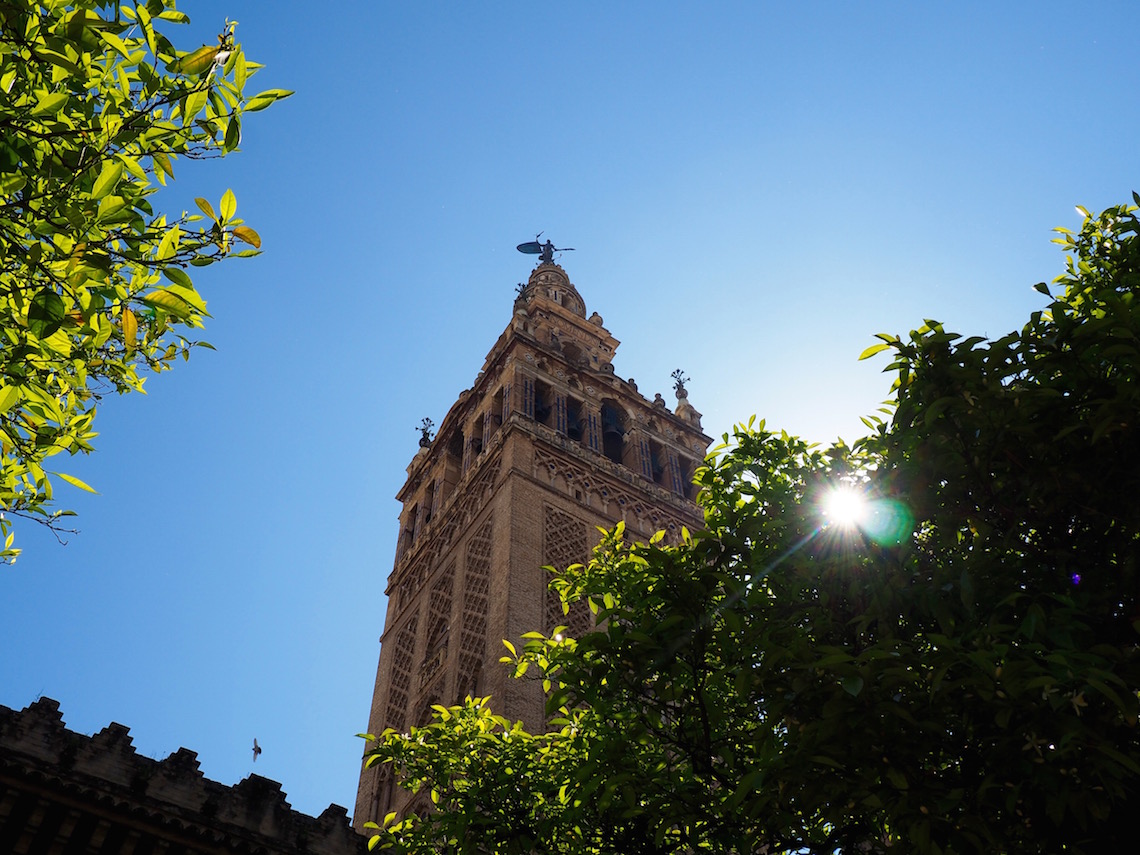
<box><xmin>419</xmin><ymin>562</ymin><xmax>455</xmax><ymax>688</ymax></box>
<box><xmin>384</xmin><ymin>614</ymin><xmax>418</xmax><ymax>733</ymax></box>
<box><xmin>458</xmin><ymin>516</ymin><xmax>494</xmax><ymax>693</ymax></box>
<box><xmin>435</xmin><ymin>456</ymin><xmax>500</xmax><ymax>555</ymax></box>
<box><xmin>428</xmin><ymin>562</ymin><xmax>455</xmax><ymax>644</ymax></box>
<box><xmin>543</xmin><ymin>506</ymin><xmax>593</xmax><ymax>637</ymax></box>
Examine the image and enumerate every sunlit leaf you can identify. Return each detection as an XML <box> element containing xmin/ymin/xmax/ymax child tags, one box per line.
<box><xmin>31</xmin><ymin>92</ymin><xmax>69</xmax><ymax>116</ymax></box>
<box><xmin>91</xmin><ymin>161</ymin><xmax>124</xmax><ymax>199</ymax></box>
<box><xmin>194</xmin><ymin>197</ymin><xmax>217</xmax><ymax>221</ymax></box>
<box><xmin>219</xmin><ymin>188</ymin><xmax>236</xmax><ymax>221</ymax></box>
<box><xmin>232</xmin><ymin>225</ymin><xmax>261</xmax><ymax>248</ymax></box>
<box><xmin>55</xmin><ymin>472</ymin><xmax>98</xmax><ymax>494</ymax></box>
<box><xmin>121</xmin><ymin>307</ymin><xmax>138</xmax><ymax>348</ymax></box>
<box><xmin>172</xmin><ymin>45</ymin><xmax>220</xmax><ymax>75</ymax></box>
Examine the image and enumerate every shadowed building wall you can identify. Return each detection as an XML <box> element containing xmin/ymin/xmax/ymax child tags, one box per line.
<box><xmin>0</xmin><ymin>697</ymin><xmax>366</xmax><ymax>855</ymax></box>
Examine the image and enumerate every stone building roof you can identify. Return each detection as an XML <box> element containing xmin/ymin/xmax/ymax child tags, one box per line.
<box><xmin>0</xmin><ymin>697</ymin><xmax>367</xmax><ymax>854</ymax></box>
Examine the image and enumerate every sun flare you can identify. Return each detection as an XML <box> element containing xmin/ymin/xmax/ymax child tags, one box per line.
<box><xmin>823</xmin><ymin>487</ymin><xmax>869</xmax><ymax>529</ymax></box>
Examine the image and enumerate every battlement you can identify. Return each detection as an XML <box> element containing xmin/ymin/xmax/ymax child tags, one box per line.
<box><xmin>0</xmin><ymin>698</ymin><xmax>366</xmax><ymax>854</ymax></box>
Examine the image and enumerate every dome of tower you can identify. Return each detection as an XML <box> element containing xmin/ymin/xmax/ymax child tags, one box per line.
<box><xmin>522</xmin><ymin>262</ymin><xmax>586</xmax><ymax>318</ymax></box>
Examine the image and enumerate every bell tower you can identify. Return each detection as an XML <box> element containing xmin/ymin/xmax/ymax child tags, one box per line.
<box><xmin>354</xmin><ymin>258</ymin><xmax>711</xmax><ymax>827</ymax></box>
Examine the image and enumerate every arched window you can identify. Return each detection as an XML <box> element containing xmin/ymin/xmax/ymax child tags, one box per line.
<box><xmin>648</xmin><ymin>439</ymin><xmax>667</xmax><ymax>487</ymax></box>
<box><xmin>566</xmin><ymin>396</ymin><xmax>584</xmax><ymax>443</ymax></box>
<box><xmin>600</xmin><ymin>400</ymin><xmax>627</xmax><ymax>465</ymax></box>
<box><xmin>534</xmin><ymin>380</ymin><xmax>554</xmax><ymax>427</ymax></box>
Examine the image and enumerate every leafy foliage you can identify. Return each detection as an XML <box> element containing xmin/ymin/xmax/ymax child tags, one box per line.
<box><xmin>0</xmin><ymin>0</ymin><xmax>290</xmax><ymax>559</ymax></box>
<box><xmin>362</xmin><ymin>199</ymin><xmax>1140</xmax><ymax>854</ymax></box>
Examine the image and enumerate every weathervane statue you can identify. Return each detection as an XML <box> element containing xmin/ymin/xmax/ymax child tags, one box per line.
<box><xmin>517</xmin><ymin>232</ymin><xmax>574</xmax><ymax>264</ymax></box>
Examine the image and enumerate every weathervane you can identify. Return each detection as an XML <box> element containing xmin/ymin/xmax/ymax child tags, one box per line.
<box><xmin>517</xmin><ymin>232</ymin><xmax>575</xmax><ymax>264</ymax></box>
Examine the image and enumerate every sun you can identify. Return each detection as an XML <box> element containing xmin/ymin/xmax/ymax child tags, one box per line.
<box><xmin>822</xmin><ymin>487</ymin><xmax>869</xmax><ymax>529</ymax></box>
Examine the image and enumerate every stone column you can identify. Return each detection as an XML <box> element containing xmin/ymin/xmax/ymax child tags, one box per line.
<box><xmin>501</xmin><ymin>379</ymin><xmax>513</xmax><ymax>423</ymax></box>
<box><xmin>521</xmin><ymin>374</ymin><xmax>535</xmax><ymax>420</ymax></box>
<box><xmin>554</xmin><ymin>392</ymin><xmax>567</xmax><ymax>435</ymax></box>
<box><xmin>666</xmin><ymin>449</ymin><xmax>683</xmax><ymax>495</ymax></box>
<box><xmin>584</xmin><ymin>403</ymin><xmax>601</xmax><ymax>453</ymax></box>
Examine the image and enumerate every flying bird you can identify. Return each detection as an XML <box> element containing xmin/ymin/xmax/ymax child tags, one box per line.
<box><xmin>252</xmin><ymin>738</ymin><xmax>262</xmax><ymax>762</ymax></box>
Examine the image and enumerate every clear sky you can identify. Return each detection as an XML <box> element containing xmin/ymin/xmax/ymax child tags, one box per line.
<box><xmin>2</xmin><ymin>0</ymin><xmax>1138</xmax><ymax>821</ymax></box>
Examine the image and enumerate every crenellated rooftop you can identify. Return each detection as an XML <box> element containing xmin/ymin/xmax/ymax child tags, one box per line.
<box><xmin>0</xmin><ymin>697</ymin><xmax>367</xmax><ymax>854</ymax></box>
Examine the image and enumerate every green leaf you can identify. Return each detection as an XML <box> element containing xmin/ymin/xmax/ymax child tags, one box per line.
<box><xmin>28</xmin><ymin>290</ymin><xmax>66</xmax><ymax>339</ymax></box>
<box><xmin>858</xmin><ymin>341</ymin><xmax>893</xmax><ymax>360</ymax></box>
<box><xmin>0</xmin><ymin>385</ymin><xmax>20</xmax><ymax>415</ymax></box>
<box><xmin>244</xmin><ymin>88</ymin><xmax>294</xmax><ymax>112</ymax></box>
<box><xmin>885</xmin><ymin>766</ymin><xmax>909</xmax><ymax>790</ymax></box>
<box><xmin>182</xmin><ymin>88</ymin><xmax>208</xmax><ymax>125</ymax></box>
<box><xmin>31</xmin><ymin>92</ymin><xmax>69</xmax><ymax>116</ymax></box>
<box><xmin>35</xmin><ymin>48</ymin><xmax>82</xmax><ymax>76</ymax></box>
<box><xmin>55</xmin><ymin>472</ymin><xmax>98</xmax><ymax>494</ymax></box>
<box><xmin>235</xmin><ymin>51</ymin><xmax>248</xmax><ymax>89</ymax></box>
<box><xmin>219</xmin><ymin>188</ymin><xmax>236</xmax><ymax>221</ymax></box>
<box><xmin>91</xmin><ymin>161</ymin><xmax>124</xmax><ymax>199</ymax></box>
<box><xmin>0</xmin><ymin>174</ymin><xmax>27</xmax><ymax>195</ymax></box>
<box><xmin>136</xmin><ymin>4</ymin><xmax>158</xmax><ymax>57</ymax></box>
<box><xmin>842</xmin><ymin>675</ymin><xmax>864</xmax><ymax>697</ymax></box>
<box><xmin>99</xmin><ymin>30</ymin><xmax>134</xmax><ymax>59</ymax></box>
<box><xmin>224</xmin><ymin>114</ymin><xmax>241</xmax><ymax>152</ymax></box>
<box><xmin>163</xmin><ymin>267</ymin><xmax>194</xmax><ymax>289</ymax></box>
<box><xmin>96</xmin><ymin>195</ymin><xmax>129</xmax><ymax>222</ymax></box>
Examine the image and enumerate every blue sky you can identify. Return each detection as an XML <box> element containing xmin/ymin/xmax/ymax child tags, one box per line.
<box><xmin>2</xmin><ymin>0</ymin><xmax>1138</xmax><ymax>820</ymax></box>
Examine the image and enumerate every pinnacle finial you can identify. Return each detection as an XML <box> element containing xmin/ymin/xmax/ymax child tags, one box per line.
<box><xmin>417</xmin><ymin>417</ymin><xmax>434</xmax><ymax>448</ymax></box>
<box><xmin>672</xmin><ymin>369</ymin><xmax>690</xmax><ymax>398</ymax></box>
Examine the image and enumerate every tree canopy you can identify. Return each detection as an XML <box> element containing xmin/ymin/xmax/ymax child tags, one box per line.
<box><xmin>362</xmin><ymin>197</ymin><xmax>1140</xmax><ymax>854</ymax></box>
<box><xmin>0</xmin><ymin>0</ymin><xmax>289</xmax><ymax>559</ymax></box>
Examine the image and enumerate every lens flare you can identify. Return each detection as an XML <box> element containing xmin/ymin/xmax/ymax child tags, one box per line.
<box><xmin>822</xmin><ymin>488</ymin><xmax>915</xmax><ymax>545</ymax></box>
<box><xmin>861</xmin><ymin>498</ymin><xmax>915</xmax><ymax>545</ymax></box>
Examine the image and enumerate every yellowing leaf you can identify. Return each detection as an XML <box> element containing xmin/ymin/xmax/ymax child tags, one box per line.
<box><xmin>153</xmin><ymin>151</ymin><xmax>173</xmax><ymax>179</ymax></box>
<box><xmin>232</xmin><ymin>225</ymin><xmax>261</xmax><ymax>248</ymax></box>
<box><xmin>173</xmin><ymin>45</ymin><xmax>220</xmax><ymax>76</ymax></box>
<box><xmin>122</xmin><ymin>307</ymin><xmax>138</xmax><ymax>348</ymax></box>
<box><xmin>141</xmin><ymin>290</ymin><xmax>192</xmax><ymax>318</ymax></box>
<box><xmin>194</xmin><ymin>197</ymin><xmax>217</xmax><ymax>221</ymax></box>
